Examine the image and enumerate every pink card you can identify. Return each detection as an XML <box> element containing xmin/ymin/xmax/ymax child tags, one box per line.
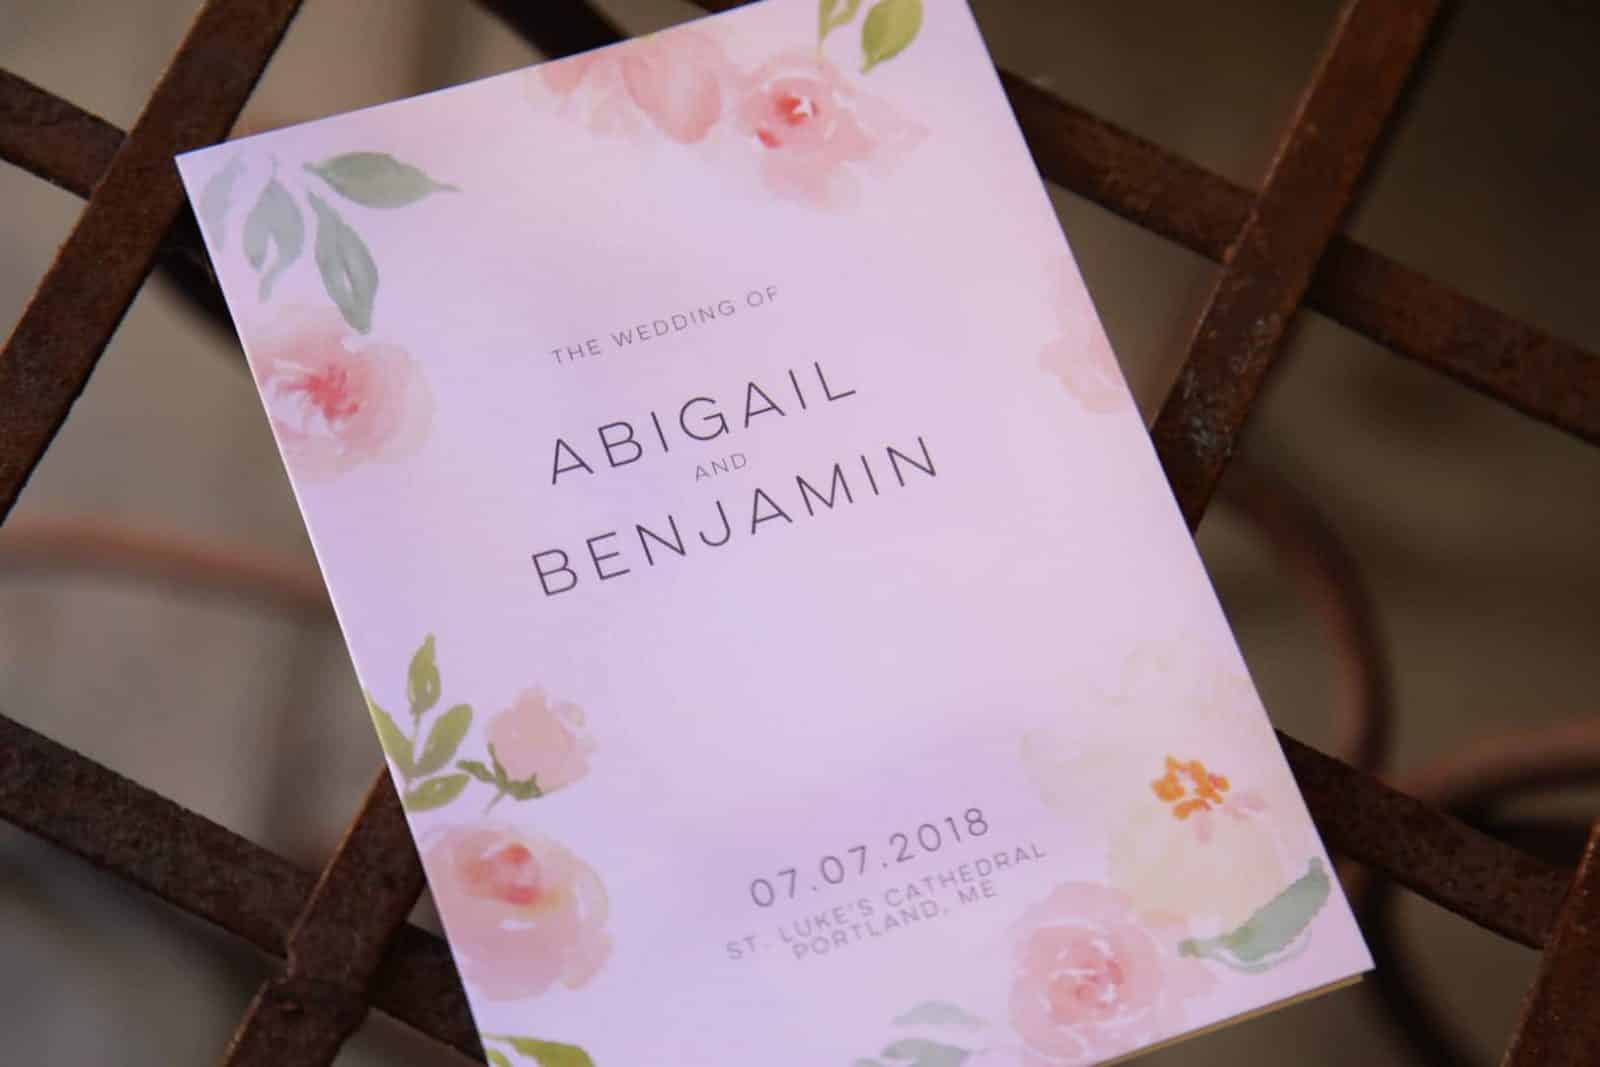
<box><xmin>177</xmin><ymin>1</ymin><xmax>1370</xmax><ymax>1062</ymax></box>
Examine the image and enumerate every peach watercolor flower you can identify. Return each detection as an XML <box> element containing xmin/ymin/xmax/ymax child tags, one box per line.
<box><xmin>1010</xmin><ymin>882</ymin><xmax>1214</xmax><ymax>1067</ymax></box>
<box><xmin>736</xmin><ymin>50</ymin><xmax>926</xmax><ymax>210</ymax></box>
<box><xmin>536</xmin><ymin>29</ymin><xmax>735</xmax><ymax>144</ymax></box>
<box><xmin>487</xmin><ymin>688</ymin><xmax>593</xmax><ymax>793</ymax></box>
<box><xmin>250</xmin><ymin>309</ymin><xmax>431</xmax><ymax>480</ymax></box>
<box><xmin>1039</xmin><ymin>258</ymin><xmax>1128</xmax><ymax>413</ymax></box>
<box><xmin>424</xmin><ymin>825</ymin><xmax>611</xmax><ymax>1001</ymax></box>
<box><xmin>1022</xmin><ymin>640</ymin><xmax>1315</xmax><ymax>933</ymax></box>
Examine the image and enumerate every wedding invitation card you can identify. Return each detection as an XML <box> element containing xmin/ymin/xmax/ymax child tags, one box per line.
<box><xmin>177</xmin><ymin>1</ymin><xmax>1371</xmax><ymax>1062</ymax></box>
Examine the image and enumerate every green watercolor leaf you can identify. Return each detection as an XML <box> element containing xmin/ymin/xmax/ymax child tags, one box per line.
<box><xmin>415</xmin><ymin>704</ymin><xmax>472</xmax><ymax>776</ymax></box>
<box><xmin>365</xmin><ymin>690</ymin><xmax>415</xmax><ymax>780</ymax></box>
<box><xmin>502</xmin><ymin>1037</ymin><xmax>596</xmax><ymax>1067</ymax></box>
<box><xmin>1179</xmin><ymin>858</ymin><xmax>1331</xmax><ymax>973</ymax></box>
<box><xmin>457</xmin><ymin>759</ymin><xmax>497</xmax><ymax>785</ymax></box>
<box><xmin>819</xmin><ymin>0</ymin><xmax>863</xmax><ymax>43</ymax></box>
<box><xmin>242</xmin><ymin>177</ymin><xmax>304</xmax><ymax>300</ymax></box>
<box><xmin>403</xmin><ymin>773</ymin><xmax>470</xmax><ymax>812</ymax></box>
<box><xmin>486</xmin><ymin>1050</ymin><xmax>513</xmax><ymax>1067</ymax></box>
<box><xmin>487</xmin><ymin>742</ymin><xmax>512</xmax><ymax>788</ymax></box>
<box><xmin>406</xmin><ymin>635</ymin><xmax>441</xmax><ymax>720</ymax></box>
<box><xmin>308</xmin><ymin>190</ymin><xmax>379</xmax><ymax>332</ymax></box>
<box><xmin>880</xmin><ymin>1038</ymin><xmax>970</xmax><ymax>1066</ymax></box>
<box><xmin>505</xmin><ymin>775</ymin><xmax>542</xmax><ymax>802</ymax></box>
<box><xmin>306</xmin><ymin>151</ymin><xmax>457</xmax><ymax>208</ymax></box>
<box><xmin>860</xmin><ymin>0</ymin><xmax>922</xmax><ymax>72</ymax></box>
<box><xmin>198</xmin><ymin>156</ymin><xmax>244</xmax><ymax>250</ymax></box>
<box><xmin>893</xmin><ymin>1002</ymin><xmax>985</xmax><ymax>1029</ymax></box>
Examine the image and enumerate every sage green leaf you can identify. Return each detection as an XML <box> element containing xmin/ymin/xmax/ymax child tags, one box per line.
<box><xmin>457</xmin><ymin>759</ymin><xmax>497</xmax><ymax>785</ymax></box>
<box><xmin>242</xmin><ymin>177</ymin><xmax>304</xmax><ymax>300</ymax></box>
<box><xmin>198</xmin><ymin>156</ymin><xmax>244</xmax><ymax>249</ymax></box>
<box><xmin>880</xmin><ymin>1038</ymin><xmax>970</xmax><ymax>1066</ymax></box>
<box><xmin>892</xmin><ymin>1002</ymin><xmax>984</xmax><ymax>1029</ymax></box>
<box><xmin>819</xmin><ymin>0</ymin><xmax>862</xmax><ymax>43</ymax></box>
<box><xmin>487</xmin><ymin>742</ymin><xmax>511</xmax><ymax>787</ymax></box>
<box><xmin>364</xmin><ymin>691</ymin><xmax>415</xmax><ymax>780</ymax></box>
<box><xmin>503</xmin><ymin>1038</ymin><xmax>595</xmax><ymax>1067</ymax></box>
<box><xmin>1178</xmin><ymin>858</ymin><xmax>1331</xmax><ymax>973</ymax></box>
<box><xmin>486</xmin><ymin>1051</ymin><xmax>513</xmax><ymax>1067</ymax></box>
<box><xmin>403</xmin><ymin>773</ymin><xmax>470</xmax><ymax>812</ymax></box>
<box><xmin>406</xmin><ymin>634</ymin><xmax>441</xmax><ymax>719</ymax></box>
<box><xmin>308</xmin><ymin>191</ymin><xmax>379</xmax><ymax>332</ymax></box>
<box><xmin>505</xmin><ymin>776</ymin><xmax>542</xmax><ymax>802</ymax></box>
<box><xmin>860</xmin><ymin>0</ymin><xmax>922</xmax><ymax>72</ymax></box>
<box><xmin>306</xmin><ymin>151</ymin><xmax>457</xmax><ymax>208</ymax></box>
<box><xmin>416</xmin><ymin>704</ymin><xmax>472</xmax><ymax>776</ymax></box>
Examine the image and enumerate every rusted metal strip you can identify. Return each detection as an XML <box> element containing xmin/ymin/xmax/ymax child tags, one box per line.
<box><xmin>0</xmin><ymin>68</ymin><xmax>239</xmax><ymax>333</ymax></box>
<box><xmin>950</xmin><ymin>64</ymin><xmax>1600</xmax><ymax>452</ymax></box>
<box><xmin>221</xmin><ymin>771</ymin><xmax>428</xmax><ymax>1066</ymax></box>
<box><xmin>1503</xmin><ymin>823</ymin><xmax>1600</xmax><ymax>1066</ymax></box>
<box><xmin>0</xmin><ymin>0</ymin><xmax>303</xmax><ymax>524</ymax></box>
<box><xmin>0</xmin><ymin>68</ymin><xmax>121</xmax><ymax>198</ymax></box>
<box><xmin>1281</xmin><ymin>732</ymin><xmax>1570</xmax><ymax>949</ymax></box>
<box><xmin>370</xmin><ymin>925</ymin><xmax>482</xmax><ymax>1058</ymax></box>
<box><xmin>1309</xmin><ymin>239</ymin><xmax>1600</xmax><ymax>448</ymax></box>
<box><xmin>0</xmin><ymin>711</ymin><xmax>311</xmax><ymax>955</ymax></box>
<box><xmin>1152</xmin><ymin>0</ymin><xmax>1441</xmax><ymax>527</ymax></box>
<box><xmin>0</xmin><ymin>709</ymin><xmax>479</xmax><ymax>1055</ymax></box>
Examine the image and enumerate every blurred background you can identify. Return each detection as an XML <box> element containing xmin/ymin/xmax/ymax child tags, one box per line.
<box><xmin>1</xmin><ymin>0</ymin><xmax>1597</xmax><ymax>1063</ymax></box>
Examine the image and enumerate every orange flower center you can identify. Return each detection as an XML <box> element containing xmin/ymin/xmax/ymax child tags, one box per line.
<box><xmin>464</xmin><ymin>842</ymin><xmax>544</xmax><ymax>907</ymax></box>
<box><xmin>289</xmin><ymin>365</ymin><xmax>361</xmax><ymax>424</ymax></box>
<box><xmin>1151</xmin><ymin>755</ymin><xmax>1230</xmax><ymax>820</ymax></box>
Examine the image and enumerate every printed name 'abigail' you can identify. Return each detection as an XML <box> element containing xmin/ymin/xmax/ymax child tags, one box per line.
<box><xmin>549</xmin><ymin>361</ymin><xmax>855</xmax><ymax>486</ymax></box>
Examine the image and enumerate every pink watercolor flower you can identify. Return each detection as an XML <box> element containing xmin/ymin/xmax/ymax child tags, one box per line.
<box><xmin>250</xmin><ymin>310</ymin><xmax>431</xmax><ymax>480</ymax></box>
<box><xmin>537</xmin><ymin>29</ymin><xmax>734</xmax><ymax>144</ymax></box>
<box><xmin>424</xmin><ymin>825</ymin><xmax>611</xmax><ymax>1001</ymax></box>
<box><xmin>736</xmin><ymin>50</ymin><xmax>926</xmax><ymax>210</ymax></box>
<box><xmin>1010</xmin><ymin>882</ymin><xmax>1214</xmax><ymax>1066</ymax></box>
<box><xmin>1039</xmin><ymin>259</ymin><xmax>1129</xmax><ymax>413</ymax></box>
<box><xmin>487</xmin><ymin>688</ymin><xmax>593</xmax><ymax>793</ymax></box>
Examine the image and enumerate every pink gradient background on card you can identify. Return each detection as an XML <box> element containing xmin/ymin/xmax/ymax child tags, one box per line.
<box><xmin>178</xmin><ymin>1</ymin><xmax>1370</xmax><ymax>1062</ymax></box>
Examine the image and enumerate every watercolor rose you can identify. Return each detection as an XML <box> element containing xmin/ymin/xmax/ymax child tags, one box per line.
<box><xmin>1021</xmin><ymin>640</ymin><xmax>1311</xmax><ymax>932</ymax></box>
<box><xmin>1010</xmin><ymin>882</ymin><xmax>1214</xmax><ymax>1066</ymax></box>
<box><xmin>1038</xmin><ymin>258</ymin><xmax>1128</xmax><ymax>413</ymax></box>
<box><xmin>424</xmin><ymin>825</ymin><xmax>611</xmax><ymax>1001</ymax></box>
<box><xmin>735</xmin><ymin>50</ymin><xmax>925</xmax><ymax>210</ymax></box>
<box><xmin>249</xmin><ymin>309</ymin><xmax>431</xmax><ymax>480</ymax></box>
<box><xmin>536</xmin><ymin>29</ymin><xmax>736</xmax><ymax>144</ymax></box>
<box><xmin>488</xmin><ymin>688</ymin><xmax>593</xmax><ymax>794</ymax></box>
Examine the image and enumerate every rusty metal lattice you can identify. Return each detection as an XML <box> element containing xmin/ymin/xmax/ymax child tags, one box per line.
<box><xmin>1</xmin><ymin>0</ymin><xmax>1597</xmax><ymax>1064</ymax></box>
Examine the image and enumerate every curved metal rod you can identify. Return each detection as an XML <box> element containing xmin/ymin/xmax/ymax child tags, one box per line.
<box><xmin>1218</xmin><ymin>460</ymin><xmax>1393</xmax><ymax>773</ymax></box>
<box><xmin>0</xmin><ymin>515</ymin><xmax>330</xmax><ymax>621</ymax></box>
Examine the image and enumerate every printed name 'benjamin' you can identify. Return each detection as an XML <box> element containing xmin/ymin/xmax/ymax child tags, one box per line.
<box><xmin>531</xmin><ymin>362</ymin><xmax>939</xmax><ymax>596</ymax></box>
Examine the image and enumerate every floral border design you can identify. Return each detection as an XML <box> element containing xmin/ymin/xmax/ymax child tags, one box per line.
<box><xmin>198</xmin><ymin>150</ymin><xmax>455</xmax><ymax>332</ymax></box>
<box><xmin>532</xmin><ymin>0</ymin><xmax>930</xmax><ymax>211</ymax></box>
<box><xmin>365</xmin><ymin>634</ymin><xmax>592</xmax><ymax>815</ymax></box>
<box><xmin>367</xmin><ymin>635</ymin><xmax>606</xmax><ymax>1056</ymax></box>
